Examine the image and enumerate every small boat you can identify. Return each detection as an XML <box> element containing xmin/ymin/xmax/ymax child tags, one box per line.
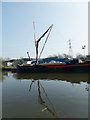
<box><xmin>17</xmin><ymin>22</ymin><xmax>90</xmax><ymax>73</ymax></box>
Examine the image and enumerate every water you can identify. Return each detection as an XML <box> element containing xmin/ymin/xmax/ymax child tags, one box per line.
<box><xmin>1</xmin><ymin>72</ymin><xmax>89</xmax><ymax>118</ymax></box>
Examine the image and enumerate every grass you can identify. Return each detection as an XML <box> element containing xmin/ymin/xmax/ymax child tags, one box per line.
<box><xmin>4</xmin><ymin>66</ymin><xmax>15</xmax><ymax>69</ymax></box>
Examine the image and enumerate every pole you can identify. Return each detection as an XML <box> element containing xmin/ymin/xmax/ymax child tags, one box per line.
<box><xmin>82</xmin><ymin>45</ymin><xmax>86</xmax><ymax>61</ymax></box>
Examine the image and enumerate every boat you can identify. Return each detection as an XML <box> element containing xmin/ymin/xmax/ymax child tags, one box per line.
<box><xmin>17</xmin><ymin>61</ymin><xmax>90</xmax><ymax>73</ymax></box>
<box><xmin>17</xmin><ymin>22</ymin><xmax>90</xmax><ymax>73</ymax></box>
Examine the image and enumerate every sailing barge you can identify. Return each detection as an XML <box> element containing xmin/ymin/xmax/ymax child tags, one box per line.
<box><xmin>17</xmin><ymin>23</ymin><xmax>90</xmax><ymax>73</ymax></box>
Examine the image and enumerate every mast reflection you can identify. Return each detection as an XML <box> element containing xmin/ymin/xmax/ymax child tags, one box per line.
<box><xmin>29</xmin><ymin>79</ymin><xmax>58</xmax><ymax>118</ymax></box>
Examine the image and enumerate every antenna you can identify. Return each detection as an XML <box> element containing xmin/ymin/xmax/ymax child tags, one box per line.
<box><xmin>82</xmin><ymin>45</ymin><xmax>86</xmax><ymax>60</ymax></box>
<box><xmin>68</xmin><ymin>39</ymin><xmax>73</xmax><ymax>58</ymax></box>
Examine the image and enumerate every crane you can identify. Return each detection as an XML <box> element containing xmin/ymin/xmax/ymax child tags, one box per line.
<box><xmin>27</xmin><ymin>51</ymin><xmax>33</xmax><ymax>64</ymax></box>
<box><xmin>33</xmin><ymin>22</ymin><xmax>53</xmax><ymax>64</ymax></box>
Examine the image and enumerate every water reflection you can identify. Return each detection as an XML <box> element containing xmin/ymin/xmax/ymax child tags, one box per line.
<box><xmin>1</xmin><ymin>71</ymin><xmax>89</xmax><ymax>84</ymax></box>
<box><xmin>29</xmin><ymin>79</ymin><xmax>58</xmax><ymax>117</ymax></box>
<box><xmin>14</xmin><ymin>72</ymin><xmax>89</xmax><ymax>117</ymax></box>
<box><xmin>0</xmin><ymin>72</ymin><xmax>5</xmax><ymax>83</ymax></box>
<box><xmin>14</xmin><ymin>72</ymin><xmax>89</xmax><ymax>84</ymax></box>
<box><xmin>2</xmin><ymin>71</ymin><xmax>88</xmax><ymax>118</ymax></box>
<box><xmin>2</xmin><ymin>71</ymin><xmax>89</xmax><ymax>92</ymax></box>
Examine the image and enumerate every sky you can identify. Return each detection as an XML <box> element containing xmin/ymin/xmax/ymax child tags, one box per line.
<box><xmin>2</xmin><ymin>2</ymin><xmax>88</xmax><ymax>59</ymax></box>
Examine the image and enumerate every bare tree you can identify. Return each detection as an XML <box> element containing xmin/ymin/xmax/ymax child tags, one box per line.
<box><xmin>76</xmin><ymin>53</ymin><xmax>84</xmax><ymax>59</ymax></box>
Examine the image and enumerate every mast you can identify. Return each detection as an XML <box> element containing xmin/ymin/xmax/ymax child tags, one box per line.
<box><xmin>33</xmin><ymin>22</ymin><xmax>38</xmax><ymax>63</ymax></box>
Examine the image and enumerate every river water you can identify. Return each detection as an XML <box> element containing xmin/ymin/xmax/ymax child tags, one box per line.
<box><xmin>1</xmin><ymin>71</ymin><xmax>89</xmax><ymax>118</ymax></box>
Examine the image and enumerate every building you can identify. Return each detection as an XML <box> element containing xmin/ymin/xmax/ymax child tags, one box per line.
<box><xmin>4</xmin><ymin>59</ymin><xmax>15</xmax><ymax>67</ymax></box>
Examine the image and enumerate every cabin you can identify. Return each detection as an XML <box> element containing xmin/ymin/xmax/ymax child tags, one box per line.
<box><xmin>22</xmin><ymin>58</ymin><xmax>31</xmax><ymax>64</ymax></box>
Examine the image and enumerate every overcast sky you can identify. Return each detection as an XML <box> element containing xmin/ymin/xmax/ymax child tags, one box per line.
<box><xmin>2</xmin><ymin>2</ymin><xmax>88</xmax><ymax>59</ymax></box>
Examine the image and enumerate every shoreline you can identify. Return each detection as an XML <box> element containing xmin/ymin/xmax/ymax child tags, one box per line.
<box><xmin>2</xmin><ymin>67</ymin><xmax>17</xmax><ymax>71</ymax></box>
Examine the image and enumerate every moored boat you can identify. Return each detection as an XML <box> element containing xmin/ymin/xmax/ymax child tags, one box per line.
<box><xmin>17</xmin><ymin>22</ymin><xmax>90</xmax><ymax>73</ymax></box>
<box><xmin>17</xmin><ymin>60</ymin><xmax>90</xmax><ymax>73</ymax></box>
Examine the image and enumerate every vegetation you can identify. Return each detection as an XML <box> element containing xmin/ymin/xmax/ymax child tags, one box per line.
<box><xmin>0</xmin><ymin>58</ymin><xmax>5</xmax><ymax>82</ymax></box>
<box><xmin>48</xmin><ymin>53</ymin><xmax>73</xmax><ymax>58</ymax></box>
<box><xmin>76</xmin><ymin>53</ymin><xmax>84</xmax><ymax>59</ymax></box>
<box><xmin>48</xmin><ymin>53</ymin><xmax>86</xmax><ymax>59</ymax></box>
<box><xmin>13</xmin><ymin>59</ymin><xmax>24</xmax><ymax>66</ymax></box>
<box><xmin>0</xmin><ymin>57</ymin><xmax>5</xmax><ymax>68</ymax></box>
<box><xmin>62</xmin><ymin>54</ymin><xmax>73</xmax><ymax>58</ymax></box>
<box><xmin>0</xmin><ymin>58</ymin><xmax>24</xmax><ymax>69</ymax></box>
<box><xmin>4</xmin><ymin>66</ymin><xmax>14</xmax><ymax>69</ymax></box>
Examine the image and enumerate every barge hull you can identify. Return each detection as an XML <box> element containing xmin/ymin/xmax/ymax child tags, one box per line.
<box><xmin>17</xmin><ymin>63</ymin><xmax>90</xmax><ymax>73</ymax></box>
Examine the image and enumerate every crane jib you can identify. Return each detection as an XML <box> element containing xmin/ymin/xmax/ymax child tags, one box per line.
<box><xmin>37</xmin><ymin>24</ymin><xmax>53</xmax><ymax>43</ymax></box>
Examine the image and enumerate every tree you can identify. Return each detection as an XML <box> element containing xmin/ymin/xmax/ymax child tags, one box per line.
<box><xmin>76</xmin><ymin>53</ymin><xmax>84</xmax><ymax>59</ymax></box>
<box><xmin>13</xmin><ymin>59</ymin><xmax>24</xmax><ymax>66</ymax></box>
<box><xmin>47</xmin><ymin>54</ymin><xmax>57</xmax><ymax>58</ymax></box>
<box><xmin>0</xmin><ymin>57</ymin><xmax>5</xmax><ymax>67</ymax></box>
<box><xmin>47</xmin><ymin>53</ymin><xmax>73</xmax><ymax>58</ymax></box>
<box><xmin>57</xmin><ymin>54</ymin><xmax>63</xmax><ymax>58</ymax></box>
<box><xmin>0</xmin><ymin>58</ymin><xmax>2</xmax><ymax>68</ymax></box>
<box><xmin>62</xmin><ymin>54</ymin><xmax>73</xmax><ymax>58</ymax></box>
<box><xmin>5</xmin><ymin>57</ymin><xmax>10</xmax><ymax>61</ymax></box>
